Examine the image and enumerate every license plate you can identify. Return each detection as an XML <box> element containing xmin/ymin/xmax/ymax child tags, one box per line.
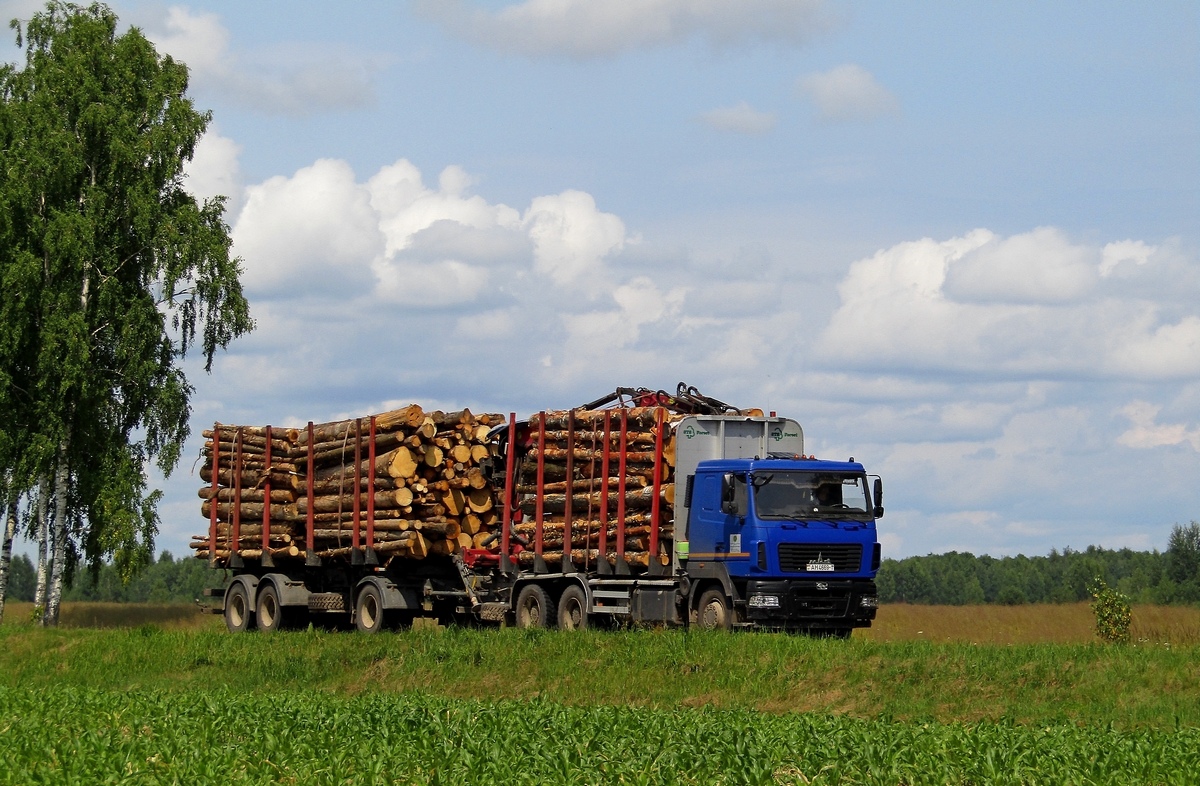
<box><xmin>806</xmin><ymin>562</ymin><xmax>835</xmax><ymax>572</ymax></box>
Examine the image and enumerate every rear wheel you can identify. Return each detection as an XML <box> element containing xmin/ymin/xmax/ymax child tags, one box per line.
<box><xmin>224</xmin><ymin>582</ymin><xmax>255</xmax><ymax>633</ymax></box>
<box><xmin>256</xmin><ymin>584</ymin><xmax>284</xmax><ymax>633</ymax></box>
<box><xmin>355</xmin><ymin>584</ymin><xmax>388</xmax><ymax>634</ymax></box>
<box><xmin>696</xmin><ymin>588</ymin><xmax>732</xmax><ymax>631</ymax></box>
<box><xmin>515</xmin><ymin>584</ymin><xmax>555</xmax><ymax>629</ymax></box>
<box><xmin>557</xmin><ymin>585</ymin><xmax>588</xmax><ymax>631</ymax></box>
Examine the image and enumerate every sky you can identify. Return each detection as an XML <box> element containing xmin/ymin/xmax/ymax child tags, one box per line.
<box><xmin>3</xmin><ymin>1</ymin><xmax>1198</xmax><ymax>561</ymax></box>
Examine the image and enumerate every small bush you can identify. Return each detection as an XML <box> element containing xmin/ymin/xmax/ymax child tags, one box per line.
<box><xmin>1089</xmin><ymin>578</ymin><xmax>1131</xmax><ymax>644</ymax></box>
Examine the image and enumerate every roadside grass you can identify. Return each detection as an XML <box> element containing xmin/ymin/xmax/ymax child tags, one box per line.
<box><xmin>0</xmin><ymin>601</ymin><xmax>221</xmax><ymax>630</ymax></box>
<box><xmin>1</xmin><ymin>620</ymin><xmax>1196</xmax><ymax>730</ymax></box>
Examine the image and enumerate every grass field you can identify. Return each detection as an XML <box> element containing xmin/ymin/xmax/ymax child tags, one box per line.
<box><xmin>2</xmin><ymin>602</ymin><xmax>1197</xmax><ymax>783</ymax></box>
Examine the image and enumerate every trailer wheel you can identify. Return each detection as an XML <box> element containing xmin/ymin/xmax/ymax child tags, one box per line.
<box><xmin>515</xmin><ymin>584</ymin><xmax>556</xmax><ymax>629</ymax></box>
<box><xmin>224</xmin><ymin>582</ymin><xmax>255</xmax><ymax>633</ymax></box>
<box><xmin>355</xmin><ymin>584</ymin><xmax>389</xmax><ymax>634</ymax></box>
<box><xmin>696</xmin><ymin>588</ymin><xmax>732</xmax><ymax>631</ymax></box>
<box><xmin>256</xmin><ymin>584</ymin><xmax>285</xmax><ymax>633</ymax></box>
<box><xmin>557</xmin><ymin>585</ymin><xmax>588</xmax><ymax>631</ymax></box>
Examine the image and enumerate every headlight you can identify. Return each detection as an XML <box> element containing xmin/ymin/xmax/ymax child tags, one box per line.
<box><xmin>859</xmin><ymin>595</ymin><xmax>878</xmax><ymax>608</ymax></box>
<box><xmin>748</xmin><ymin>594</ymin><xmax>781</xmax><ymax>608</ymax></box>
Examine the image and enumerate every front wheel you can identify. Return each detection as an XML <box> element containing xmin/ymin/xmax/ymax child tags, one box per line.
<box><xmin>515</xmin><ymin>584</ymin><xmax>555</xmax><ymax>629</ymax></box>
<box><xmin>696</xmin><ymin>588</ymin><xmax>733</xmax><ymax>631</ymax></box>
<box><xmin>224</xmin><ymin>582</ymin><xmax>255</xmax><ymax>633</ymax></box>
<box><xmin>557</xmin><ymin>585</ymin><xmax>588</xmax><ymax>631</ymax></box>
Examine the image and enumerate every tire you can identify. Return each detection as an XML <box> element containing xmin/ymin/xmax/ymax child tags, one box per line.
<box><xmin>515</xmin><ymin>584</ymin><xmax>556</xmax><ymax>629</ymax></box>
<box><xmin>256</xmin><ymin>584</ymin><xmax>284</xmax><ymax>633</ymax></box>
<box><xmin>696</xmin><ymin>588</ymin><xmax>732</xmax><ymax>631</ymax></box>
<box><xmin>224</xmin><ymin>582</ymin><xmax>255</xmax><ymax>633</ymax></box>
<box><xmin>355</xmin><ymin>583</ymin><xmax>388</xmax><ymax>634</ymax></box>
<box><xmin>557</xmin><ymin>585</ymin><xmax>588</xmax><ymax>631</ymax></box>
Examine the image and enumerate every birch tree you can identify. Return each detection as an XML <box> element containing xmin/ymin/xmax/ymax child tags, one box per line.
<box><xmin>0</xmin><ymin>2</ymin><xmax>253</xmax><ymax>624</ymax></box>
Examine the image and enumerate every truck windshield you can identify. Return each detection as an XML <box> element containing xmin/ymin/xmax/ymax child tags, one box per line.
<box><xmin>752</xmin><ymin>472</ymin><xmax>871</xmax><ymax>519</ymax></box>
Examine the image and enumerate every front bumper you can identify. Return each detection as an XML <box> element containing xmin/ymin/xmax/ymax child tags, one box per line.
<box><xmin>741</xmin><ymin>579</ymin><xmax>877</xmax><ymax>628</ymax></box>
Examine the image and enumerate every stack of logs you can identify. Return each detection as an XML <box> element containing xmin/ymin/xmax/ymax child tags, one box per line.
<box><xmin>191</xmin><ymin>405</ymin><xmax>504</xmax><ymax>564</ymax></box>
<box><xmin>513</xmin><ymin>407</ymin><xmax>680</xmax><ymax>571</ymax></box>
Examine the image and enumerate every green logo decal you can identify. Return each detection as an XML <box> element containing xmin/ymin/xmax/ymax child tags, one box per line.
<box><xmin>770</xmin><ymin>428</ymin><xmax>783</xmax><ymax>441</ymax></box>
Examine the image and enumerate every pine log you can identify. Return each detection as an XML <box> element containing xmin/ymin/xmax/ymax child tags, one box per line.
<box><xmin>198</xmin><ymin>487</ymin><xmax>297</xmax><ymax>503</ymax></box>
<box><xmin>519</xmin><ymin>485</ymin><xmax>673</xmax><ymax>514</ymax></box>
<box><xmin>201</xmin><ymin>500</ymin><xmax>299</xmax><ymax>520</ymax></box>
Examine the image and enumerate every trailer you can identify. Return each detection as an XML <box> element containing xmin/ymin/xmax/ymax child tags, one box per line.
<box><xmin>197</xmin><ymin>386</ymin><xmax>881</xmax><ymax>634</ymax></box>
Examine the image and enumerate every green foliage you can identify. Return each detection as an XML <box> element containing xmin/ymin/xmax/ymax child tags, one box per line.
<box><xmin>4</xmin><ymin>553</ymin><xmax>36</xmax><ymax>601</ymax></box>
<box><xmin>0</xmin><ymin>2</ymin><xmax>252</xmax><ymax>579</ymax></box>
<box><xmin>1089</xmin><ymin>577</ymin><xmax>1132</xmax><ymax>645</ymax></box>
<box><xmin>877</xmin><ymin>541</ymin><xmax>1196</xmax><ymax>605</ymax></box>
<box><xmin>62</xmin><ymin>550</ymin><xmax>223</xmax><ymax>602</ymax></box>
<box><xmin>0</xmin><ymin>685</ymin><xmax>1196</xmax><ymax>785</ymax></box>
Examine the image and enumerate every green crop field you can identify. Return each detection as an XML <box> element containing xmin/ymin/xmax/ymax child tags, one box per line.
<box><xmin>1</xmin><ymin>604</ymin><xmax>1197</xmax><ymax>784</ymax></box>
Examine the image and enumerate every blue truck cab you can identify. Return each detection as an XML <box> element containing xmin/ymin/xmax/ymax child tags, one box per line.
<box><xmin>673</xmin><ymin>416</ymin><xmax>881</xmax><ymax>633</ymax></box>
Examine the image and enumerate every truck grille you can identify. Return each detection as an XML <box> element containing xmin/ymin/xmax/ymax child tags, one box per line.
<box><xmin>777</xmin><ymin>543</ymin><xmax>862</xmax><ymax>573</ymax></box>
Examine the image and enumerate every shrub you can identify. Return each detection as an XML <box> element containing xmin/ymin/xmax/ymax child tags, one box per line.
<box><xmin>1088</xmin><ymin>577</ymin><xmax>1131</xmax><ymax>644</ymax></box>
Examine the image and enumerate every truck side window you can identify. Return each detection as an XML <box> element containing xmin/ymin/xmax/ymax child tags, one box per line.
<box><xmin>732</xmin><ymin>474</ymin><xmax>748</xmax><ymax>516</ymax></box>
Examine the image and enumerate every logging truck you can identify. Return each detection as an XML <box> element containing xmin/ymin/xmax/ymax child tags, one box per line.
<box><xmin>197</xmin><ymin>385</ymin><xmax>881</xmax><ymax>635</ymax></box>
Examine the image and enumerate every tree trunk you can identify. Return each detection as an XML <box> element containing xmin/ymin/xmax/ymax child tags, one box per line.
<box><xmin>0</xmin><ymin>490</ymin><xmax>18</xmax><ymax>624</ymax></box>
<box><xmin>34</xmin><ymin>474</ymin><xmax>49</xmax><ymax>608</ymax></box>
<box><xmin>43</xmin><ymin>441</ymin><xmax>70</xmax><ymax>627</ymax></box>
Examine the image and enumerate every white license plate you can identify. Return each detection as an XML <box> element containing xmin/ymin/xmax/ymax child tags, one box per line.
<box><xmin>806</xmin><ymin>563</ymin><xmax>835</xmax><ymax>572</ymax></box>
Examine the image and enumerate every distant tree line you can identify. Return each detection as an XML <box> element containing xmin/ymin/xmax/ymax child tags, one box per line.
<box><xmin>5</xmin><ymin>522</ymin><xmax>1199</xmax><ymax>607</ymax></box>
<box><xmin>877</xmin><ymin>522</ymin><xmax>1200</xmax><ymax>605</ymax></box>
<box><xmin>4</xmin><ymin>551</ymin><xmax>222</xmax><ymax>604</ymax></box>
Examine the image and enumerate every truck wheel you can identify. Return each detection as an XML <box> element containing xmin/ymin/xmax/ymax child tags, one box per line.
<box><xmin>696</xmin><ymin>588</ymin><xmax>732</xmax><ymax>631</ymax></box>
<box><xmin>256</xmin><ymin>584</ymin><xmax>285</xmax><ymax>633</ymax></box>
<box><xmin>224</xmin><ymin>582</ymin><xmax>255</xmax><ymax>633</ymax></box>
<box><xmin>355</xmin><ymin>584</ymin><xmax>389</xmax><ymax>634</ymax></box>
<box><xmin>515</xmin><ymin>584</ymin><xmax>556</xmax><ymax>629</ymax></box>
<box><xmin>557</xmin><ymin>585</ymin><xmax>588</xmax><ymax>631</ymax></box>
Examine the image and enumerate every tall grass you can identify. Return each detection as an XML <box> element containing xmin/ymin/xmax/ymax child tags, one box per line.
<box><xmin>1</xmin><ymin>622</ymin><xmax>1196</xmax><ymax>730</ymax></box>
<box><xmin>1</xmin><ymin>686</ymin><xmax>1195</xmax><ymax>785</ymax></box>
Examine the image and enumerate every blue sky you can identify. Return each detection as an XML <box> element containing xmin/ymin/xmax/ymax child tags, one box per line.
<box><xmin>3</xmin><ymin>1</ymin><xmax>1198</xmax><ymax>560</ymax></box>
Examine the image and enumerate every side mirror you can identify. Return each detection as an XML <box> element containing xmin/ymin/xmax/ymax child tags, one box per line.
<box><xmin>720</xmin><ymin>473</ymin><xmax>735</xmax><ymax>514</ymax></box>
<box><xmin>873</xmin><ymin>477</ymin><xmax>885</xmax><ymax>519</ymax></box>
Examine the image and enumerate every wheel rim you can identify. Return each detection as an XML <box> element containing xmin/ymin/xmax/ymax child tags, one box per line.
<box><xmin>702</xmin><ymin>600</ymin><xmax>724</xmax><ymax>629</ymax></box>
<box><xmin>229</xmin><ymin>592</ymin><xmax>246</xmax><ymax>627</ymax></box>
<box><xmin>260</xmin><ymin>594</ymin><xmax>277</xmax><ymax>628</ymax></box>
<box><xmin>564</xmin><ymin>598</ymin><xmax>583</xmax><ymax>629</ymax></box>
<box><xmin>361</xmin><ymin>593</ymin><xmax>379</xmax><ymax>630</ymax></box>
<box><xmin>525</xmin><ymin>599</ymin><xmax>540</xmax><ymax>627</ymax></box>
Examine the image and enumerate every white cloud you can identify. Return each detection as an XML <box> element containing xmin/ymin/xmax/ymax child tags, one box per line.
<box><xmin>524</xmin><ymin>190</ymin><xmax>626</xmax><ymax>286</ymax></box>
<box><xmin>414</xmin><ymin>0</ymin><xmax>834</xmax><ymax>58</ymax></box>
<box><xmin>698</xmin><ymin>101</ymin><xmax>777</xmax><ymax>134</ymax></box>
<box><xmin>818</xmin><ymin>227</ymin><xmax>1200</xmax><ymax>382</ymax></box>
<box><xmin>233</xmin><ymin>159</ymin><xmax>384</xmax><ymax>299</ymax></box>
<box><xmin>183</xmin><ymin>127</ymin><xmax>244</xmax><ymax>216</ymax></box>
<box><xmin>1117</xmin><ymin>401</ymin><xmax>1200</xmax><ymax>451</ymax></box>
<box><xmin>1100</xmin><ymin>239</ymin><xmax>1157</xmax><ymax>277</ymax></box>
<box><xmin>144</xmin><ymin>6</ymin><xmax>380</xmax><ymax>115</ymax></box>
<box><xmin>797</xmin><ymin>64</ymin><xmax>900</xmax><ymax>122</ymax></box>
<box><xmin>944</xmin><ymin>226</ymin><xmax>1097</xmax><ymax>304</ymax></box>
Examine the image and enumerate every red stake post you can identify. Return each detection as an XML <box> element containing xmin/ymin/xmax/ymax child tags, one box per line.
<box><xmin>563</xmin><ymin>410</ymin><xmax>575</xmax><ymax>571</ymax></box>
<box><xmin>352</xmin><ymin>418</ymin><xmax>362</xmax><ymax>554</ymax></box>
<box><xmin>306</xmin><ymin>422</ymin><xmax>315</xmax><ymax>557</ymax></box>
<box><xmin>500</xmin><ymin>413</ymin><xmax>517</xmax><ymax>570</ymax></box>
<box><xmin>261</xmin><ymin>426</ymin><xmax>273</xmax><ymax>555</ymax></box>
<box><xmin>649</xmin><ymin>407</ymin><xmax>665</xmax><ymax>561</ymax></box>
<box><xmin>616</xmin><ymin>410</ymin><xmax>628</xmax><ymax>566</ymax></box>
<box><xmin>208</xmin><ymin>424</ymin><xmax>220</xmax><ymax>562</ymax></box>
<box><xmin>231</xmin><ymin>428</ymin><xmax>243</xmax><ymax>558</ymax></box>
<box><xmin>367</xmin><ymin>415</ymin><xmax>377</xmax><ymax>553</ymax></box>
<box><xmin>535</xmin><ymin>413</ymin><xmax>546</xmax><ymax>560</ymax></box>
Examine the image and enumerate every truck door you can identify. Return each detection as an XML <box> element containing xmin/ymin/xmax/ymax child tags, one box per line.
<box><xmin>689</xmin><ymin>471</ymin><xmax>748</xmax><ymax>560</ymax></box>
